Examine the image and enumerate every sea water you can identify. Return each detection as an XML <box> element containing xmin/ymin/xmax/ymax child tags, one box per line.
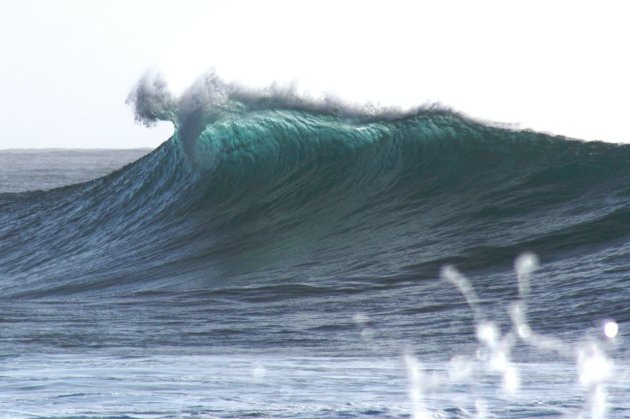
<box><xmin>1</xmin><ymin>90</ymin><xmax>630</xmax><ymax>417</ymax></box>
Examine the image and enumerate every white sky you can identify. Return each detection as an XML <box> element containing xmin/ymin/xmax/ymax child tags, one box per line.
<box><xmin>1</xmin><ymin>0</ymin><xmax>629</xmax><ymax>149</ymax></box>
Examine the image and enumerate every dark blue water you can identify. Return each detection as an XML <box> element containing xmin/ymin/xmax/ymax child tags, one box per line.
<box><xmin>1</xmin><ymin>78</ymin><xmax>629</xmax><ymax>417</ymax></box>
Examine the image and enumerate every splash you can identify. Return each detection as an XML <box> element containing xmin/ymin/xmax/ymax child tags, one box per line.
<box><xmin>403</xmin><ymin>253</ymin><xmax>622</xmax><ymax>418</ymax></box>
<box><xmin>126</xmin><ymin>71</ymin><xmax>177</xmax><ymax>126</ymax></box>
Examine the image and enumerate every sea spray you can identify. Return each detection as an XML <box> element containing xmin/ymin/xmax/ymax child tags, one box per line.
<box><xmin>404</xmin><ymin>352</ymin><xmax>431</xmax><ymax>419</ymax></box>
<box><xmin>411</xmin><ymin>253</ymin><xmax>621</xmax><ymax>418</ymax></box>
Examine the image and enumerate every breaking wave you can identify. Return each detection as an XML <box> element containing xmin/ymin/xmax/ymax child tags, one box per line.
<box><xmin>2</xmin><ymin>72</ymin><xmax>630</xmax><ymax>304</ymax></box>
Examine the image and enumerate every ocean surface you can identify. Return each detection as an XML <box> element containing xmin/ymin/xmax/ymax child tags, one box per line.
<box><xmin>0</xmin><ymin>149</ymin><xmax>150</xmax><ymax>193</ymax></box>
<box><xmin>1</xmin><ymin>78</ymin><xmax>630</xmax><ymax>418</ymax></box>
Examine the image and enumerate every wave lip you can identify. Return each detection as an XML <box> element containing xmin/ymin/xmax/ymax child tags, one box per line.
<box><xmin>126</xmin><ymin>71</ymin><xmax>462</xmax><ymax>161</ymax></box>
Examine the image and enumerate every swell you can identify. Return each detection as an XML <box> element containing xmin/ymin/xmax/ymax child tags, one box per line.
<box><xmin>2</xmin><ymin>106</ymin><xmax>630</xmax><ymax>298</ymax></box>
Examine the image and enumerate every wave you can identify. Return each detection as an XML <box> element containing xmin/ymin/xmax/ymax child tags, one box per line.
<box><xmin>2</xmin><ymin>74</ymin><xmax>630</xmax><ymax>298</ymax></box>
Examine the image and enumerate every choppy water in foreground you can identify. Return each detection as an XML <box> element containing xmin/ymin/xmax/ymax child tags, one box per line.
<box><xmin>1</xmin><ymin>85</ymin><xmax>630</xmax><ymax>417</ymax></box>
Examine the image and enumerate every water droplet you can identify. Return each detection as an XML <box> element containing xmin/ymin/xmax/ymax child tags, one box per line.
<box><xmin>603</xmin><ymin>320</ymin><xmax>618</xmax><ymax>339</ymax></box>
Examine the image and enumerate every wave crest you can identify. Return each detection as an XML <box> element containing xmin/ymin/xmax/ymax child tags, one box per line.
<box><xmin>127</xmin><ymin>70</ymin><xmax>459</xmax><ymax>164</ymax></box>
